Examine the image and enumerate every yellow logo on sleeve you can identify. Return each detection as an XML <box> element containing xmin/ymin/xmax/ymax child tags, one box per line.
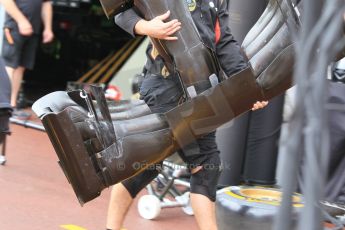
<box><xmin>186</xmin><ymin>0</ymin><xmax>196</xmax><ymax>12</ymax></box>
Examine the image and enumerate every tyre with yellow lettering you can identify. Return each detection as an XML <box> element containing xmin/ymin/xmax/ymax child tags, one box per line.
<box><xmin>216</xmin><ymin>186</ymin><xmax>303</xmax><ymax>230</ymax></box>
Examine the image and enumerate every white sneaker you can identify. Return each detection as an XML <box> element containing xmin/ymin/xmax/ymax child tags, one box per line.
<box><xmin>0</xmin><ymin>155</ymin><xmax>6</xmax><ymax>165</ymax></box>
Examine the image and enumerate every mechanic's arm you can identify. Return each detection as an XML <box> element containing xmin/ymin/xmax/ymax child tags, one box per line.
<box><xmin>41</xmin><ymin>0</ymin><xmax>54</xmax><ymax>43</ymax></box>
<box><xmin>115</xmin><ymin>8</ymin><xmax>181</xmax><ymax>40</ymax></box>
<box><xmin>215</xmin><ymin>0</ymin><xmax>246</xmax><ymax>76</ymax></box>
<box><xmin>0</xmin><ymin>0</ymin><xmax>32</xmax><ymax>35</ymax></box>
<box><xmin>216</xmin><ymin>0</ymin><xmax>267</xmax><ymax>110</ymax></box>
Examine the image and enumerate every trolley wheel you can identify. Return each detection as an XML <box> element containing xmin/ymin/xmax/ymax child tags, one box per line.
<box><xmin>138</xmin><ymin>195</ymin><xmax>161</xmax><ymax>220</ymax></box>
<box><xmin>176</xmin><ymin>192</ymin><xmax>194</xmax><ymax>216</ymax></box>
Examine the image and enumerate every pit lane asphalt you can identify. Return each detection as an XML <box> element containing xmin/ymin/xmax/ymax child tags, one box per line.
<box><xmin>0</xmin><ymin>123</ymin><xmax>198</xmax><ymax>230</ymax></box>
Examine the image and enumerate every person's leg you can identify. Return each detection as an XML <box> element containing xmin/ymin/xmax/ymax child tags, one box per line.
<box><xmin>190</xmin><ymin>193</ymin><xmax>217</xmax><ymax>230</ymax></box>
<box><xmin>0</xmin><ymin>59</ymin><xmax>12</xmax><ymax>165</ymax></box>
<box><xmin>10</xmin><ymin>33</ymin><xmax>38</xmax><ymax>108</ymax></box>
<box><xmin>189</xmin><ymin>164</ymin><xmax>218</xmax><ymax>230</ymax></box>
<box><xmin>106</xmin><ymin>183</ymin><xmax>133</xmax><ymax>230</ymax></box>
<box><xmin>2</xmin><ymin>29</ymin><xmax>26</xmax><ymax>108</ymax></box>
<box><xmin>0</xmin><ymin>134</ymin><xmax>6</xmax><ymax>164</ymax></box>
<box><xmin>8</xmin><ymin>66</ymin><xmax>25</xmax><ymax>107</ymax></box>
<box><xmin>180</xmin><ymin>132</ymin><xmax>221</xmax><ymax>230</ymax></box>
<box><xmin>0</xmin><ymin>109</ymin><xmax>10</xmax><ymax>165</ymax></box>
<box><xmin>106</xmin><ymin>165</ymin><xmax>161</xmax><ymax>230</ymax></box>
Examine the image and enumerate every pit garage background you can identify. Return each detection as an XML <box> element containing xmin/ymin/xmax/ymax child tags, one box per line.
<box><xmin>0</xmin><ymin>0</ymin><xmax>148</xmax><ymax>103</ymax></box>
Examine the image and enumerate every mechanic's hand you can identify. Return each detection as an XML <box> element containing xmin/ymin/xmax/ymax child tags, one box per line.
<box><xmin>17</xmin><ymin>18</ymin><xmax>33</xmax><ymax>36</ymax></box>
<box><xmin>135</xmin><ymin>10</ymin><xmax>181</xmax><ymax>40</ymax></box>
<box><xmin>42</xmin><ymin>29</ymin><xmax>54</xmax><ymax>43</ymax></box>
<box><xmin>252</xmin><ymin>101</ymin><xmax>269</xmax><ymax>111</ymax></box>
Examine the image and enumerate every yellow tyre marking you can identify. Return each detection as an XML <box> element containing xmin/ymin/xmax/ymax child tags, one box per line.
<box><xmin>225</xmin><ymin>190</ymin><xmax>304</xmax><ymax>208</ymax></box>
<box><xmin>225</xmin><ymin>191</ymin><xmax>245</xmax><ymax>200</ymax></box>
